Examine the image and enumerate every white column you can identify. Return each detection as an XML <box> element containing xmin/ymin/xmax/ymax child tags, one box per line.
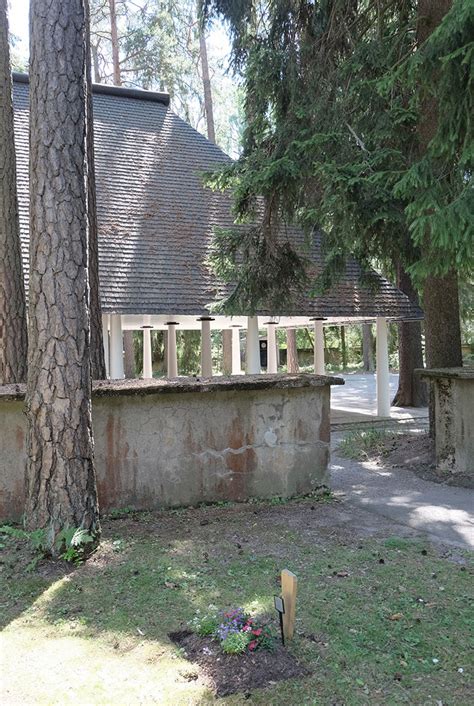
<box><xmin>376</xmin><ymin>316</ymin><xmax>390</xmax><ymax>417</ymax></box>
<box><xmin>102</xmin><ymin>314</ymin><xmax>110</xmax><ymax>379</ymax></box>
<box><xmin>167</xmin><ymin>322</ymin><xmax>178</xmax><ymax>378</ymax></box>
<box><xmin>266</xmin><ymin>321</ymin><xmax>277</xmax><ymax>374</ymax></box>
<box><xmin>142</xmin><ymin>316</ymin><xmax>153</xmax><ymax>379</ymax></box>
<box><xmin>313</xmin><ymin>319</ymin><xmax>325</xmax><ymax>375</ymax></box>
<box><xmin>109</xmin><ymin>314</ymin><xmax>124</xmax><ymax>379</ymax></box>
<box><xmin>231</xmin><ymin>326</ymin><xmax>242</xmax><ymax>375</ymax></box>
<box><xmin>200</xmin><ymin>318</ymin><xmax>213</xmax><ymax>377</ymax></box>
<box><xmin>246</xmin><ymin>315</ymin><xmax>261</xmax><ymax>374</ymax></box>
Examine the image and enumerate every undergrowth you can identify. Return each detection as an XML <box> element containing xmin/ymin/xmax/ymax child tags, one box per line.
<box><xmin>338</xmin><ymin>428</ymin><xmax>395</xmax><ymax>461</ymax></box>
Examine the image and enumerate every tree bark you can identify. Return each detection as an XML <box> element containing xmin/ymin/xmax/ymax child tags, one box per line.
<box><xmin>392</xmin><ymin>263</ymin><xmax>428</xmax><ymax>407</ymax></box>
<box><xmin>222</xmin><ymin>329</ymin><xmax>232</xmax><ymax>375</ymax></box>
<box><xmin>199</xmin><ymin>31</ymin><xmax>215</xmax><ymax>143</ymax></box>
<box><xmin>108</xmin><ymin>0</ymin><xmax>121</xmax><ymax>85</ymax></box>
<box><xmin>91</xmin><ymin>42</ymin><xmax>101</xmax><ymax>83</ymax></box>
<box><xmin>340</xmin><ymin>326</ymin><xmax>347</xmax><ymax>370</ymax></box>
<box><xmin>423</xmin><ymin>272</ymin><xmax>462</xmax><ymax>369</ymax></box>
<box><xmin>417</xmin><ymin>0</ymin><xmax>462</xmax><ymax>432</ymax></box>
<box><xmin>286</xmin><ymin>328</ymin><xmax>299</xmax><ymax>373</ymax></box>
<box><xmin>25</xmin><ymin>0</ymin><xmax>100</xmax><ymax>548</ymax></box>
<box><xmin>417</xmin><ymin>0</ymin><xmax>461</xmax><ymax>369</ymax></box>
<box><xmin>0</xmin><ymin>0</ymin><xmax>28</xmax><ymax>384</ymax></box>
<box><xmin>123</xmin><ymin>330</ymin><xmax>135</xmax><ymax>378</ymax></box>
<box><xmin>86</xmin><ymin>0</ymin><xmax>106</xmax><ymax>380</ymax></box>
<box><xmin>362</xmin><ymin>323</ymin><xmax>374</xmax><ymax>373</ymax></box>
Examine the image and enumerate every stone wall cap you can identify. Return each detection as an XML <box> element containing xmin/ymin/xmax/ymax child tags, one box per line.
<box><xmin>417</xmin><ymin>366</ymin><xmax>474</xmax><ymax>381</ymax></box>
<box><xmin>0</xmin><ymin>373</ymin><xmax>344</xmax><ymax>401</ymax></box>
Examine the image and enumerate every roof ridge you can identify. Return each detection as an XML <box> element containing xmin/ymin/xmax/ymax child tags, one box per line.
<box><xmin>12</xmin><ymin>72</ymin><xmax>170</xmax><ymax>107</ymax></box>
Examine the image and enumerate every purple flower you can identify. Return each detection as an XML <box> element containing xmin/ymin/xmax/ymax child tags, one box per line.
<box><xmin>215</xmin><ymin>607</ymin><xmax>248</xmax><ymax>641</ymax></box>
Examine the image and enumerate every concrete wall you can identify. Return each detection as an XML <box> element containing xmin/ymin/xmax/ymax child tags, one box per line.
<box><xmin>0</xmin><ymin>375</ymin><xmax>340</xmax><ymax>521</ymax></box>
<box><xmin>421</xmin><ymin>368</ymin><xmax>474</xmax><ymax>474</ymax></box>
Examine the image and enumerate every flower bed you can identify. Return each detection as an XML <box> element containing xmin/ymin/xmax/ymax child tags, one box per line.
<box><xmin>168</xmin><ymin>606</ymin><xmax>308</xmax><ymax>696</ymax></box>
<box><xmin>190</xmin><ymin>606</ymin><xmax>275</xmax><ymax>654</ymax></box>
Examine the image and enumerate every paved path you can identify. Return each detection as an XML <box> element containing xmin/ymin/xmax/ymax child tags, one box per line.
<box><xmin>330</xmin><ymin>372</ymin><xmax>428</xmax><ymax>428</ymax></box>
<box><xmin>330</xmin><ymin>433</ymin><xmax>474</xmax><ymax>551</ymax></box>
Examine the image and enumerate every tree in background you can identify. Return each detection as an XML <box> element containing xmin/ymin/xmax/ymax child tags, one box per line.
<box><xmin>286</xmin><ymin>328</ymin><xmax>299</xmax><ymax>373</ymax></box>
<box><xmin>0</xmin><ymin>0</ymin><xmax>28</xmax><ymax>384</ymax></box>
<box><xmin>201</xmin><ymin>0</ymin><xmax>472</xmax><ymax>404</ymax></box>
<box><xmin>25</xmin><ymin>0</ymin><xmax>100</xmax><ymax>549</ymax></box>
<box><xmin>362</xmin><ymin>323</ymin><xmax>374</xmax><ymax>374</ymax></box>
<box><xmin>89</xmin><ymin>0</ymin><xmax>242</xmax><ymax>153</ymax></box>
<box><xmin>199</xmin><ymin>25</ymin><xmax>215</xmax><ymax>142</ymax></box>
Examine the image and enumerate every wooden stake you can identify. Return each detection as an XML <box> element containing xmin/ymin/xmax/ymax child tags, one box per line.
<box><xmin>281</xmin><ymin>569</ymin><xmax>297</xmax><ymax>641</ymax></box>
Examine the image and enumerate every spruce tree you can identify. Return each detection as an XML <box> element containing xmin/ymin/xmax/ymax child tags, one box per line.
<box><xmin>201</xmin><ymin>0</ymin><xmax>473</xmax><ymax>379</ymax></box>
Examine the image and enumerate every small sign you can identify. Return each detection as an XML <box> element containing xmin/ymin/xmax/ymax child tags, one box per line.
<box><xmin>274</xmin><ymin>595</ymin><xmax>285</xmax><ymax>614</ymax></box>
<box><xmin>274</xmin><ymin>595</ymin><xmax>285</xmax><ymax>645</ymax></box>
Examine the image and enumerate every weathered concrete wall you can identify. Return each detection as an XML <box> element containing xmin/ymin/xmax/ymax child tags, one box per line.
<box><xmin>421</xmin><ymin>368</ymin><xmax>474</xmax><ymax>474</ymax></box>
<box><xmin>0</xmin><ymin>374</ymin><xmax>341</xmax><ymax>521</ymax></box>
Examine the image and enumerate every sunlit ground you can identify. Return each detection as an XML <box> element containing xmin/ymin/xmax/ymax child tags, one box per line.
<box><xmin>1</xmin><ymin>498</ymin><xmax>472</xmax><ymax>705</ymax></box>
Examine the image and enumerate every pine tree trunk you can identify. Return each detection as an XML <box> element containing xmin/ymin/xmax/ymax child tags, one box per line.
<box><xmin>222</xmin><ymin>329</ymin><xmax>232</xmax><ymax>375</ymax></box>
<box><xmin>392</xmin><ymin>263</ymin><xmax>428</xmax><ymax>407</ymax></box>
<box><xmin>0</xmin><ymin>0</ymin><xmax>28</xmax><ymax>384</ymax></box>
<box><xmin>362</xmin><ymin>323</ymin><xmax>374</xmax><ymax>372</ymax></box>
<box><xmin>286</xmin><ymin>328</ymin><xmax>299</xmax><ymax>373</ymax></box>
<box><xmin>199</xmin><ymin>31</ymin><xmax>216</xmax><ymax>143</ymax></box>
<box><xmin>108</xmin><ymin>0</ymin><xmax>121</xmax><ymax>85</ymax></box>
<box><xmin>86</xmin><ymin>1</ymin><xmax>106</xmax><ymax>380</ymax></box>
<box><xmin>123</xmin><ymin>330</ymin><xmax>135</xmax><ymax>378</ymax></box>
<box><xmin>25</xmin><ymin>0</ymin><xmax>100</xmax><ymax>548</ymax></box>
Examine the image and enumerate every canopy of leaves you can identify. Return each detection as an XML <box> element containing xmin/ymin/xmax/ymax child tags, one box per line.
<box><xmin>201</xmin><ymin>0</ymin><xmax>473</xmax><ymax>312</ymax></box>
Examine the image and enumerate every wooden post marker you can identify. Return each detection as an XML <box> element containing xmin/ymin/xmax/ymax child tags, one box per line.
<box><xmin>281</xmin><ymin>569</ymin><xmax>297</xmax><ymax>641</ymax></box>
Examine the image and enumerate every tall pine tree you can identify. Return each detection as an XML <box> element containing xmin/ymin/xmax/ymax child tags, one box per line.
<box><xmin>26</xmin><ymin>0</ymin><xmax>100</xmax><ymax>549</ymax></box>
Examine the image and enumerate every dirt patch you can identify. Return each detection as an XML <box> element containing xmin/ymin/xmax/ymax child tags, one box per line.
<box><xmin>169</xmin><ymin>629</ymin><xmax>309</xmax><ymax>697</ymax></box>
<box><xmin>381</xmin><ymin>433</ymin><xmax>474</xmax><ymax>488</ymax></box>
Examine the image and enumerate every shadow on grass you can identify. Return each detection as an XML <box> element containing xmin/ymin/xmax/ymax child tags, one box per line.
<box><xmin>2</xmin><ymin>502</ymin><xmax>473</xmax><ymax>705</ymax></box>
<box><xmin>0</xmin><ymin>531</ymin><xmax>79</xmax><ymax>629</ymax></box>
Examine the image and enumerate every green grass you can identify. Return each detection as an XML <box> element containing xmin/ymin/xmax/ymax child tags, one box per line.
<box><xmin>1</xmin><ymin>500</ymin><xmax>472</xmax><ymax>705</ymax></box>
<box><xmin>338</xmin><ymin>428</ymin><xmax>395</xmax><ymax>461</ymax></box>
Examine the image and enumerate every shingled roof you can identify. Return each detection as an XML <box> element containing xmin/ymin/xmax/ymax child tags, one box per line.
<box><xmin>12</xmin><ymin>74</ymin><xmax>422</xmax><ymax>322</ymax></box>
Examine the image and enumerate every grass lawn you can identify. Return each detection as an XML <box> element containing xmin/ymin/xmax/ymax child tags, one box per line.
<box><xmin>1</xmin><ymin>496</ymin><xmax>472</xmax><ymax>705</ymax></box>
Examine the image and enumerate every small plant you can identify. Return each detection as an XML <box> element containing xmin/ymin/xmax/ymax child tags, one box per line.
<box><xmin>338</xmin><ymin>428</ymin><xmax>392</xmax><ymax>460</ymax></box>
<box><xmin>56</xmin><ymin>527</ymin><xmax>94</xmax><ymax>564</ymax></box>
<box><xmin>242</xmin><ymin>620</ymin><xmax>276</xmax><ymax>652</ymax></box>
<box><xmin>189</xmin><ymin>608</ymin><xmax>219</xmax><ymax>637</ymax></box>
<box><xmin>215</xmin><ymin>607</ymin><xmax>247</xmax><ymax>641</ymax></box>
<box><xmin>0</xmin><ymin>525</ymin><xmax>47</xmax><ymax>553</ymax></box>
<box><xmin>0</xmin><ymin>524</ymin><xmax>95</xmax><ymax>563</ymax></box>
<box><xmin>221</xmin><ymin>631</ymin><xmax>250</xmax><ymax>655</ymax></box>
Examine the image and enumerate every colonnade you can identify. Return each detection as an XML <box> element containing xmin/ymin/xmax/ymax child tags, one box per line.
<box><xmin>101</xmin><ymin>314</ymin><xmax>392</xmax><ymax>417</ymax></box>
